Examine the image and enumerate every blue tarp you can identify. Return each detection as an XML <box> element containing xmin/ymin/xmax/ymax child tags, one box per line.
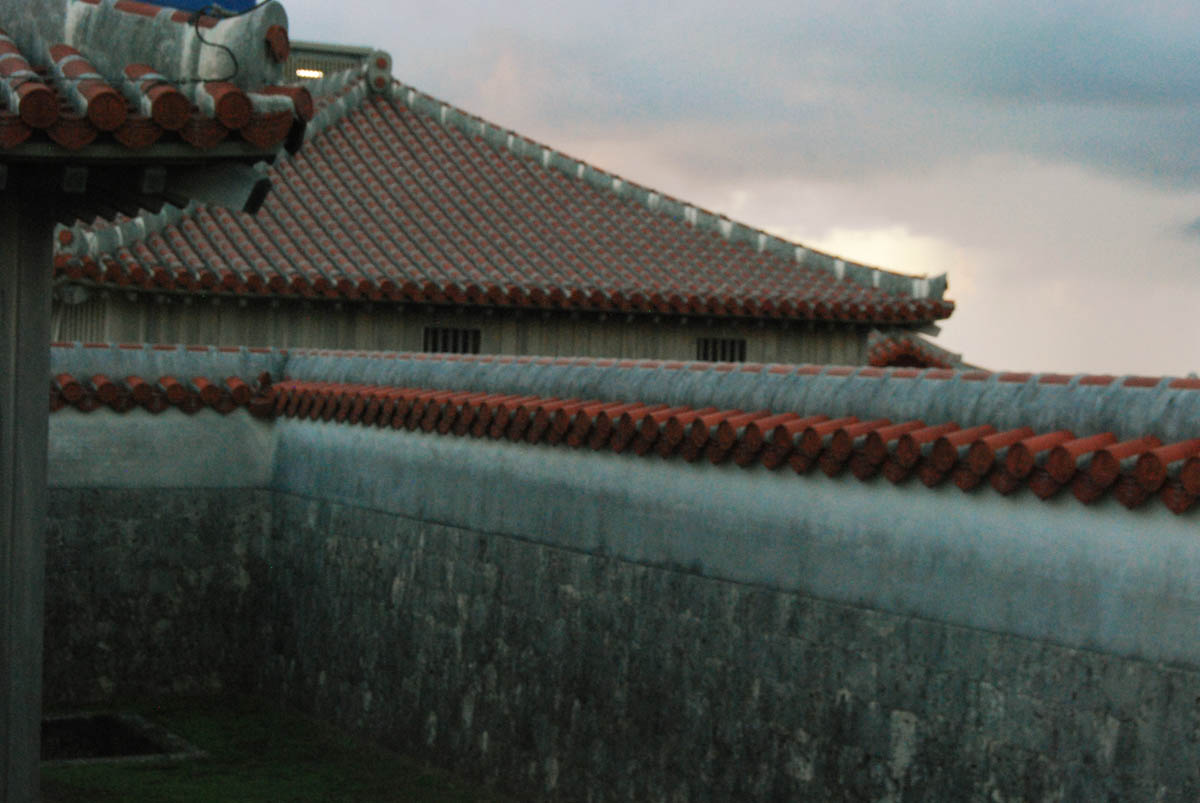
<box><xmin>140</xmin><ymin>0</ymin><xmax>257</xmax><ymax>12</ymax></box>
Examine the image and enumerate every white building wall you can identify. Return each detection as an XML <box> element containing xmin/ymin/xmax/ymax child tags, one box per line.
<box><xmin>52</xmin><ymin>292</ymin><xmax>871</xmax><ymax>364</ymax></box>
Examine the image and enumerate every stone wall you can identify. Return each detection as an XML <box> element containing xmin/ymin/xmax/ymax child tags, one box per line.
<box><xmin>256</xmin><ymin>491</ymin><xmax>1199</xmax><ymax>802</ymax></box>
<box><xmin>43</xmin><ymin>409</ymin><xmax>1200</xmax><ymax>801</ymax></box>
<box><xmin>43</xmin><ymin>487</ymin><xmax>273</xmax><ymax>709</ymax></box>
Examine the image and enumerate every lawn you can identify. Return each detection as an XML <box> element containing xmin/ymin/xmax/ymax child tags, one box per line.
<box><xmin>41</xmin><ymin>696</ymin><xmax>517</xmax><ymax>803</ymax></box>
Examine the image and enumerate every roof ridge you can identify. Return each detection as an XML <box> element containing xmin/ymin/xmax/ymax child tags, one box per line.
<box><xmin>56</xmin><ymin>201</ymin><xmax>195</xmax><ymax>260</ymax></box>
<box><xmin>294</xmin><ymin>50</ymin><xmax>394</xmax><ymax>141</ymax></box>
<box><xmin>386</xmin><ymin>78</ymin><xmax>948</xmax><ymax>302</ymax></box>
<box><xmin>302</xmin><ymin>64</ymin><xmax>372</xmax><ymax>141</ymax></box>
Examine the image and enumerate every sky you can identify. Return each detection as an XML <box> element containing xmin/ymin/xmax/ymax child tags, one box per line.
<box><xmin>283</xmin><ymin>0</ymin><xmax>1200</xmax><ymax>375</ymax></box>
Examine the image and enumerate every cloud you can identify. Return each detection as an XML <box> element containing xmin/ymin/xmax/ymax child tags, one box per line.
<box><xmin>520</xmin><ymin>145</ymin><xmax>1200</xmax><ymax>374</ymax></box>
<box><xmin>792</xmin><ymin>225</ymin><xmax>978</xmax><ymax>288</ymax></box>
<box><xmin>880</xmin><ymin>4</ymin><xmax>1200</xmax><ymax>107</ymax></box>
<box><xmin>352</xmin><ymin>0</ymin><xmax>1200</xmax><ymax>189</ymax></box>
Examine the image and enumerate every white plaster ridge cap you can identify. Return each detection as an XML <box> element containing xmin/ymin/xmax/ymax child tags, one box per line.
<box><xmin>59</xmin><ymin>201</ymin><xmax>197</xmax><ymax>258</ymax></box>
<box><xmin>302</xmin><ymin>64</ymin><xmax>372</xmax><ymax>142</ymax></box>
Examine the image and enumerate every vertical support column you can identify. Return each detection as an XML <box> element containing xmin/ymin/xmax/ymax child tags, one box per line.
<box><xmin>0</xmin><ymin>185</ymin><xmax>53</xmax><ymax>803</ymax></box>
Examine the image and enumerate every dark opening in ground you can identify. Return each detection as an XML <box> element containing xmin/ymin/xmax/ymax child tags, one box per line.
<box><xmin>42</xmin><ymin>714</ymin><xmax>172</xmax><ymax>761</ymax></box>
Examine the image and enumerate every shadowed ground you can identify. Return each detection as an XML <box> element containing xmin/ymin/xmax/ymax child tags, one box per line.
<box><xmin>41</xmin><ymin>696</ymin><xmax>517</xmax><ymax>803</ymax></box>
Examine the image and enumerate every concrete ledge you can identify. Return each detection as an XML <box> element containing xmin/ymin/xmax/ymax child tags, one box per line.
<box><xmin>49</xmin><ymin>409</ymin><xmax>275</xmax><ymax>489</ymax></box>
<box><xmin>280</xmin><ymin>353</ymin><xmax>1200</xmax><ymax>444</ymax></box>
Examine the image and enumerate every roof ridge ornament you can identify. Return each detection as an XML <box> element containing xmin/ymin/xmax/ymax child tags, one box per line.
<box><xmin>364</xmin><ymin>48</ymin><xmax>390</xmax><ymax>96</ymax></box>
<box><xmin>58</xmin><ymin>0</ymin><xmax>290</xmax><ymax>89</ymax></box>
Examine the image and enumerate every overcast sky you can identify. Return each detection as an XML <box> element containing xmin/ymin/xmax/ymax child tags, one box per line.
<box><xmin>284</xmin><ymin>1</ymin><xmax>1200</xmax><ymax>375</ymax></box>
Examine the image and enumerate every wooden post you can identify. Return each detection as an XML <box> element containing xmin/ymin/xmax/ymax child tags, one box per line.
<box><xmin>1</xmin><ymin>185</ymin><xmax>54</xmax><ymax>803</ymax></box>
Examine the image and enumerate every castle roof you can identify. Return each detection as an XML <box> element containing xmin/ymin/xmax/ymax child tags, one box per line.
<box><xmin>53</xmin><ymin>58</ymin><xmax>954</xmax><ymax>325</ymax></box>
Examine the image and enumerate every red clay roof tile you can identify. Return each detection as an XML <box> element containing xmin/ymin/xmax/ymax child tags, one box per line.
<box><xmin>1045</xmin><ymin>433</ymin><xmax>1119</xmax><ymax>484</ymax></box>
<box><xmin>0</xmin><ymin>5</ymin><xmax>309</xmax><ymax>155</ymax></box>
<box><xmin>59</xmin><ymin>66</ymin><xmax>952</xmax><ymax>324</ymax></box>
<box><xmin>1006</xmin><ymin>430</ymin><xmax>1075</xmax><ymax>479</ymax></box>
<box><xmin>866</xmin><ymin>330</ymin><xmax>963</xmax><ymax>369</ymax></box>
<box><xmin>47</xmin><ymin>345</ymin><xmax>1200</xmax><ymax>516</ymax></box>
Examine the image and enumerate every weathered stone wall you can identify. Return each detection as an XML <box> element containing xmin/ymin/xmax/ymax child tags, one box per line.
<box><xmin>41</xmin><ymin>409</ymin><xmax>1200</xmax><ymax>801</ymax></box>
<box><xmin>256</xmin><ymin>491</ymin><xmax>1200</xmax><ymax>802</ymax></box>
<box><xmin>43</xmin><ymin>488</ymin><xmax>272</xmax><ymax>709</ymax></box>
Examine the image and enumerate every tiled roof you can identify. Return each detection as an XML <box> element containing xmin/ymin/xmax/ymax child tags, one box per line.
<box><xmin>53</xmin><ymin>60</ymin><xmax>954</xmax><ymax>324</ymax></box>
<box><xmin>0</xmin><ymin>0</ymin><xmax>311</xmax><ymax>153</ymax></box>
<box><xmin>867</xmin><ymin>329</ymin><xmax>968</xmax><ymax>369</ymax></box>
<box><xmin>49</xmin><ymin>343</ymin><xmax>1200</xmax><ymax>515</ymax></box>
<box><xmin>254</xmin><ymin>379</ymin><xmax>1198</xmax><ymax>515</ymax></box>
<box><xmin>49</xmin><ymin>342</ymin><xmax>278</xmax><ymax>415</ymax></box>
<box><xmin>52</xmin><ymin>367</ymin><xmax>273</xmax><ymax>416</ymax></box>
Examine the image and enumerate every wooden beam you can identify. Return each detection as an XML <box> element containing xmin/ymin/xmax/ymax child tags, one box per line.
<box><xmin>0</xmin><ymin>188</ymin><xmax>53</xmax><ymax>803</ymax></box>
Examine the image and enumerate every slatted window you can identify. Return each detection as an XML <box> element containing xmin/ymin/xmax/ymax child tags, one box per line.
<box><xmin>696</xmin><ymin>338</ymin><xmax>747</xmax><ymax>362</ymax></box>
<box><xmin>423</xmin><ymin>327</ymin><xmax>481</xmax><ymax>355</ymax></box>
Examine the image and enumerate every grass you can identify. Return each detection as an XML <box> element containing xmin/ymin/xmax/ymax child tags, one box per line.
<box><xmin>41</xmin><ymin>696</ymin><xmax>517</xmax><ymax>803</ymax></box>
